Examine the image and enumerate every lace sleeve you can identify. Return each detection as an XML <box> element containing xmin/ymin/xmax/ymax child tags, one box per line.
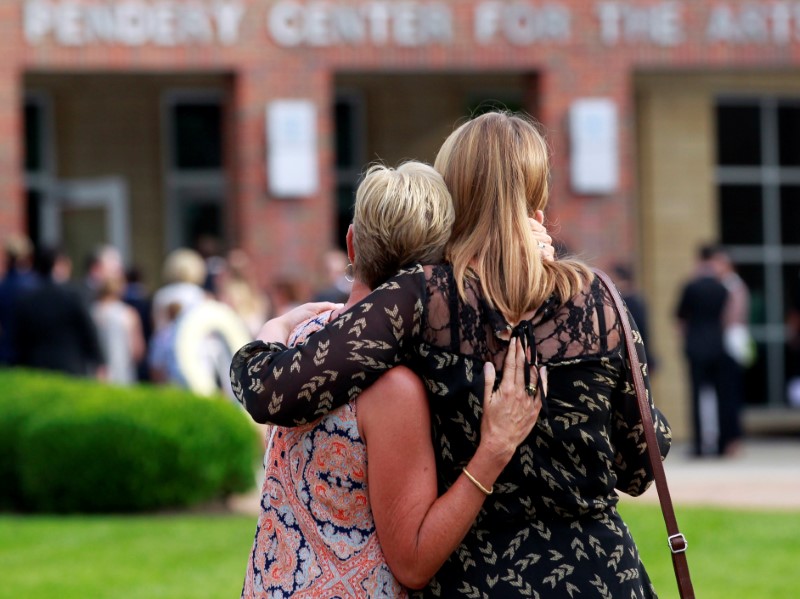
<box><xmin>610</xmin><ymin>294</ymin><xmax>673</xmax><ymax>497</ymax></box>
<box><xmin>229</xmin><ymin>265</ymin><xmax>426</xmax><ymax>426</ymax></box>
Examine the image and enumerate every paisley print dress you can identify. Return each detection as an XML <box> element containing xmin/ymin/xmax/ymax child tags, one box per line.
<box><xmin>241</xmin><ymin>312</ymin><xmax>406</xmax><ymax>599</ymax></box>
<box><xmin>232</xmin><ymin>264</ymin><xmax>672</xmax><ymax>598</ymax></box>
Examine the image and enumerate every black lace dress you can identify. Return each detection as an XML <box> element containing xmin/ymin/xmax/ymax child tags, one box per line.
<box><xmin>231</xmin><ymin>263</ymin><xmax>671</xmax><ymax>598</ymax></box>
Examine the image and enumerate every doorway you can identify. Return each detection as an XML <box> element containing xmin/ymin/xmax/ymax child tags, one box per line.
<box><xmin>637</xmin><ymin>72</ymin><xmax>800</xmax><ymax>440</ymax></box>
<box><xmin>332</xmin><ymin>72</ymin><xmax>535</xmax><ymax>250</ymax></box>
<box><xmin>24</xmin><ymin>73</ymin><xmax>231</xmax><ymax>287</ymax></box>
<box><xmin>42</xmin><ymin>177</ymin><xmax>131</xmax><ymax>275</ymax></box>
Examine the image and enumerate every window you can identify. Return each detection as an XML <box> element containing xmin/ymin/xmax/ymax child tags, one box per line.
<box><xmin>333</xmin><ymin>91</ymin><xmax>365</xmax><ymax>250</ymax></box>
<box><xmin>163</xmin><ymin>92</ymin><xmax>227</xmax><ymax>250</ymax></box>
<box><xmin>715</xmin><ymin>97</ymin><xmax>800</xmax><ymax>407</ymax></box>
<box><xmin>23</xmin><ymin>93</ymin><xmax>55</xmax><ymax>247</ymax></box>
<box><xmin>25</xmin><ymin>101</ymin><xmax>44</xmax><ymax>172</ymax></box>
<box><xmin>172</xmin><ymin>102</ymin><xmax>223</xmax><ymax>170</ymax></box>
<box><xmin>716</xmin><ymin>103</ymin><xmax>761</xmax><ymax>166</ymax></box>
<box><xmin>778</xmin><ymin>104</ymin><xmax>800</xmax><ymax>167</ymax></box>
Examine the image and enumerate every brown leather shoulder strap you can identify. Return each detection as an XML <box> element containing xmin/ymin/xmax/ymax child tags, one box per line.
<box><xmin>593</xmin><ymin>268</ymin><xmax>695</xmax><ymax>599</ymax></box>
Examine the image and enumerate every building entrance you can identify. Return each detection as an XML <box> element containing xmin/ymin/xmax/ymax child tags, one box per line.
<box><xmin>715</xmin><ymin>96</ymin><xmax>800</xmax><ymax>409</ymax></box>
<box><xmin>638</xmin><ymin>72</ymin><xmax>800</xmax><ymax>428</ymax></box>
<box><xmin>47</xmin><ymin>177</ymin><xmax>131</xmax><ymax>271</ymax></box>
<box><xmin>23</xmin><ymin>73</ymin><xmax>230</xmax><ymax>286</ymax></box>
<box><xmin>332</xmin><ymin>72</ymin><xmax>535</xmax><ymax>249</ymax></box>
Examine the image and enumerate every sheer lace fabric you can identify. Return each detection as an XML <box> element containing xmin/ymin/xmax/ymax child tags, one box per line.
<box><xmin>230</xmin><ymin>263</ymin><xmax>670</xmax><ymax>598</ymax></box>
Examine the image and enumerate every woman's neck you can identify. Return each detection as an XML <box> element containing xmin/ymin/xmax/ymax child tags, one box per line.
<box><xmin>334</xmin><ymin>279</ymin><xmax>371</xmax><ymax>318</ymax></box>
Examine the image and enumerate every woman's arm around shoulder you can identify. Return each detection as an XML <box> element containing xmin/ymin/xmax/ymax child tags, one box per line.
<box><xmin>230</xmin><ymin>266</ymin><xmax>427</xmax><ymax>427</ymax></box>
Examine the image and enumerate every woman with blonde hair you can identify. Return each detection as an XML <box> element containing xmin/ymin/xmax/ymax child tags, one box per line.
<box><xmin>217</xmin><ymin>248</ymin><xmax>271</xmax><ymax>337</ymax></box>
<box><xmin>151</xmin><ymin>247</ymin><xmax>207</xmax><ymax>333</ymax></box>
<box><xmin>91</xmin><ymin>273</ymin><xmax>145</xmax><ymax>385</ymax></box>
<box><xmin>232</xmin><ymin>111</ymin><xmax>671</xmax><ymax>597</ymax></box>
<box><xmin>242</xmin><ymin>161</ymin><xmax>541</xmax><ymax>598</ymax></box>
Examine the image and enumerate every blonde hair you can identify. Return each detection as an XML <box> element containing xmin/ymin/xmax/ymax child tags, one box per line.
<box><xmin>353</xmin><ymin>162</ymin><xmax>455</xmax><ymax>289</ymax></box>
<box><xmin>434</xmin><ymin>111</ymin><xmax>590</xmax><ymax>323</ymax></box>
<box><xmin>98</xmin><ymin>273</ymin><xmax>125</xmax><ymax>299</ymax></box>
<box><xmin>162</xmin><ymin>248</ymin><xmax>206</xmax><ymax>286</ymax></box>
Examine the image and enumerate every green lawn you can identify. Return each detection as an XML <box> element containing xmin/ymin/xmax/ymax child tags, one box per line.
<box><xmin>0</xmin><ymin>513</ymin><xmax>256</xmax><ymax>599</ymax></box>
<box><xmin>620</xmin><ymin>502</ymin><xmax>800</xmax><ymax>599</ymax></box>
<box><xmin>1</xmin><ymin>505</ymin><xmax>799</xmax><ymax>598</ymax></box>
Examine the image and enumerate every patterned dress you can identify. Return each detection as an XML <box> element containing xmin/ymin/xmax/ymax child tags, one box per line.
<box><xmin>241</xmin><ymin>312</ymin><xmax>407</xmax><ymax>599</ymax></box>
<box><xmin>232</xmin><ymin>264</ymin><xmax>672</xmax><ymax>598</ymax></box>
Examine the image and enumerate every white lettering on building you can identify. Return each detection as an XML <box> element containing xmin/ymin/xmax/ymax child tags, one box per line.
<box><xmin>22</xmin><ymin>0</ymin><xmax>800</xmax><ymax>49</ymax></box>
<box><xmin>596</xmin><ymin>1</ymin><xmax>684</xmax><ymax>46</ymax></box>
<box><xmin>268</xmin><ymin>1</ymin><xmax>454</xmax><ymax>47</ymax></box>
<box><xmin>475</xmin><ymin>2</ymin><xmax>571</xmax><ymax>45</ymax></box>
<box><xmin>706</xmin><ymin>2</ymin><xmax>800</xmax><ymax>45</ymax></box>
<box><xmin>24</xmin><ymin>0</ymin><xmax>245</xmax><ymax>46</ymax></box>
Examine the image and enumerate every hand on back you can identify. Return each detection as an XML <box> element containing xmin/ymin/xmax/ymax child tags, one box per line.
<box><xmin>480</xmin><ymin>339</ymin><xmax>546</xmax><ymax>461</ymax></box>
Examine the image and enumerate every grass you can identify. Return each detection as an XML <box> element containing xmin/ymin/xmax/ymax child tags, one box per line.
<box><xmin>0</xmin><ymin>513</ymin><xmax>256</xmax><ymax>599</ymax></box>
<box><xmin>620</xmin><ymin>502</ymin><xmax>800</xmax><ymax>599</ymax></box>
<box><xmin>1</xmin><ymin>504</ymin><xmax>799</xmax><ymax>598</ymax></box>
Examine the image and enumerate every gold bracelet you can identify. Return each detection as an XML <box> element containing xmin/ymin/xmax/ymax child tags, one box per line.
<box><xmin>462</xmin><ymin>467</ymin><xmax>493</xmax><ymax>495</ymax></box>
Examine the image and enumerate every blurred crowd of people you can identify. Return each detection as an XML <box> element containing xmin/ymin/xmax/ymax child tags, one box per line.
<box><xmin>3</xmin><ymin>228</ymin><xmax>789</xmax><ymax>450</ymax></box>
<box><xmin>0</xmin><ymin>233</ymin><xmax>351</xmax><ymax>392</ymax></box>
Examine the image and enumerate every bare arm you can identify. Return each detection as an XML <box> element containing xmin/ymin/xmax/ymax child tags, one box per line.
<box><xmin>358</xmin><ymin>340</ymin><xmax>542</xmax><ymax>589</ymax></box>
<box><xmin>125</xmin><ymin>304</ymin><xmax>146</xmax><ymax>363</ymax></box>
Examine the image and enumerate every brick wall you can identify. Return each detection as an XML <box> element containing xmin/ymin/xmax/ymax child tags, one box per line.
<box><xmin>4</xmin><ymin>0</ymin><xmax>800</xmax><ymax>435</ymax></box>
<box><xmin>8</xmin><ymin>0</ymin><xmax>797</xmax><ymax>280</ymax></box>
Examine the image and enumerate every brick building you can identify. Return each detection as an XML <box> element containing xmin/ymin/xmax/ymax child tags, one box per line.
<box><xmin>4</xmin><ymin>0</ymin><xmax>800</xmax><ymax>437</ymax></box>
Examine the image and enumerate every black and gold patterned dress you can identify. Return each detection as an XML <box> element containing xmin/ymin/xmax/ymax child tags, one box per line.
<box><xmin>231</xmin><ymin>263</ymin><xmax>671</xmax><ymax>598</ymax></box>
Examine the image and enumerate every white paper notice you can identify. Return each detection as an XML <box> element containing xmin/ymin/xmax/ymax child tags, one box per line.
<box><xmin>267</xmin><ymin>100</ymin><xmax>319</xmax><ymax>198</ymax></box>
<box><xmin>569</xmin><ymin>98</ymin><xmax>619</xmax><ymax>195</ymax></box>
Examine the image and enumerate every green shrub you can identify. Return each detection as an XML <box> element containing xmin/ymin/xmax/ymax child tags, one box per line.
<box><xmin>0</xmin><ymin>369</ymin><xmax>77</xmax><ymax>510</ymax></box>
<box><xmin>0</xmin><ymin>370</ymin><xmax>261</xmax><ymax>513</ymax></box>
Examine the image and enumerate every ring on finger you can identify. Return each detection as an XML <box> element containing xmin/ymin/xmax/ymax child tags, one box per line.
<box><xmin>525</xmin><ymin>384</ymin><xmax>536</xmax><ymax>396</ymax></box>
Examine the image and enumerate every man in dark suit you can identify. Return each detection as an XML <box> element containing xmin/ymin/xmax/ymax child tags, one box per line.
<box><xmin>0</xmin><ymin>234</ymin><xmax>38</xmax><ymax>366</ymax></box>
<box><xmin>14</xmin><ymin>246</ymin><xmax>104</xmax><ymax>378</ymax></box>
<box><xmin>676</xmin><ymin>244</ymin><xmax>730</xmax><ymax>457</ymax></box>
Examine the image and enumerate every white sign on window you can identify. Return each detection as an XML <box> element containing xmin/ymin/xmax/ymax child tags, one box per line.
<box><xmin>267</xmin><ymin>100</ymin><xmax>319</xmax><ymax>198</ymax></box>
<box><xmin>569</xmin><ymin>98</ymin><xmax>619</xmax><ymax>195</ymax></box>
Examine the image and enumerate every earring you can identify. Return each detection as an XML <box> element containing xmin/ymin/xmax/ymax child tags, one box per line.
<box><xmin>344</xmin><ymin>263</ymin><xmax>355</xmax><ymax>283</ymax></box>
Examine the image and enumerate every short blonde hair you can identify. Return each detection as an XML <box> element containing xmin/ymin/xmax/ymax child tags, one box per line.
<box><xmin>162</xmin><ymin>248</ymin><xmax>206</xmax><ymax>286</ymax></box>
<box><xmin>353</xmin><ymin>162</ymin><xmax>454</xmax><ymax>289</ymax></box>
<box><xmin>4</xmin><ymin>233</ymin><xmax>33</xmax><ymax>260</ymax></box>
<box><xmin>435</xmin><ymin>111</ymin><xmax>589</xmax><ymax>322</ymax></box>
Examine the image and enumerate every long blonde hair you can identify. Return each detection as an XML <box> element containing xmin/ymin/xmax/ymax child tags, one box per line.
<box><xmin>434</xmin><ymin>111</ymin><xmax>590</xmax><ymax>323</ymax></box>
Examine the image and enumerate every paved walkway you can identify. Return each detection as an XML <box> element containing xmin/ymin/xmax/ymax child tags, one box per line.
<box><xmin>229</xmin><ymin>437</ymin><xmax>800</xmax><ymax>515</ymax></box>
<box><xmin>634</xmin><ymin>437</ymin><xmax>800</xmax><ymax>510</ymax></box>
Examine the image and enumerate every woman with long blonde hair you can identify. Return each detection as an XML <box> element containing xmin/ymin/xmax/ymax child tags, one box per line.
<box><xmin>232</xmin><ymin>111</ymin><xmax>671</xmax><ymax>597</ymax></box>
